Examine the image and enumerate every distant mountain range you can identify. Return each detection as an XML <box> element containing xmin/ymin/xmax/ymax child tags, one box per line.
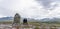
<box><xmin>39</xmin><ymin>17</ymin><xmax>60</xmax><ymax>23</ymax></box>
<box><xmin>0</xmin><ymin>17</ymin><xmax>13</xmax><ymax>21</ymax></box>
<box><xmin>0</xmin><ymin>17</ymin><xmax>60</xmax><ymax>23</ymax></box>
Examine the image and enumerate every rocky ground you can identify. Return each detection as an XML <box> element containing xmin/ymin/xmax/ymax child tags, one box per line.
<box><xmin>0</xmin><ymin>24</ymin><xmax>60</xmax><ymax>29</ymax></box>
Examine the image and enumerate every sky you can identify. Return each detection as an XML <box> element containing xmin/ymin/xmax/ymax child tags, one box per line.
<box><xmin>0</xmin><ymin>0</ymin><xmax>60</xmax><ymax>19</ymax></box>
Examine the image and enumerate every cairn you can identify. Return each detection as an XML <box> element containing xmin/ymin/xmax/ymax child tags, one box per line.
<box><xmin>12</xmin><ymin>13</ymin><xmax>21</xmax><ymax>29</ymax></box>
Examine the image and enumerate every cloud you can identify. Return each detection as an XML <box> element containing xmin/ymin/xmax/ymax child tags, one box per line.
<box><xmin>36</xmin><ymin>0</ymin><xmax>60</xmax><ymax>10</ymax></box>
<box><xmin>0</xmin><ymin>0</ymin><xmax>60</xmax><ymax>19</ymax></box>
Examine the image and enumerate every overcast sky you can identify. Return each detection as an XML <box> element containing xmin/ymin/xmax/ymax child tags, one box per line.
<box><xmin>0</xmin><ymin>0</ymin><xmax>60</xmax><ymax>19</ymax></box>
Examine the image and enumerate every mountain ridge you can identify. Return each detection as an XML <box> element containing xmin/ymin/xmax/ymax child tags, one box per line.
<box><xmin>0</xmin><ymin>17</ymin><xmax>60</xmax><ymax>23</ymax></box>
